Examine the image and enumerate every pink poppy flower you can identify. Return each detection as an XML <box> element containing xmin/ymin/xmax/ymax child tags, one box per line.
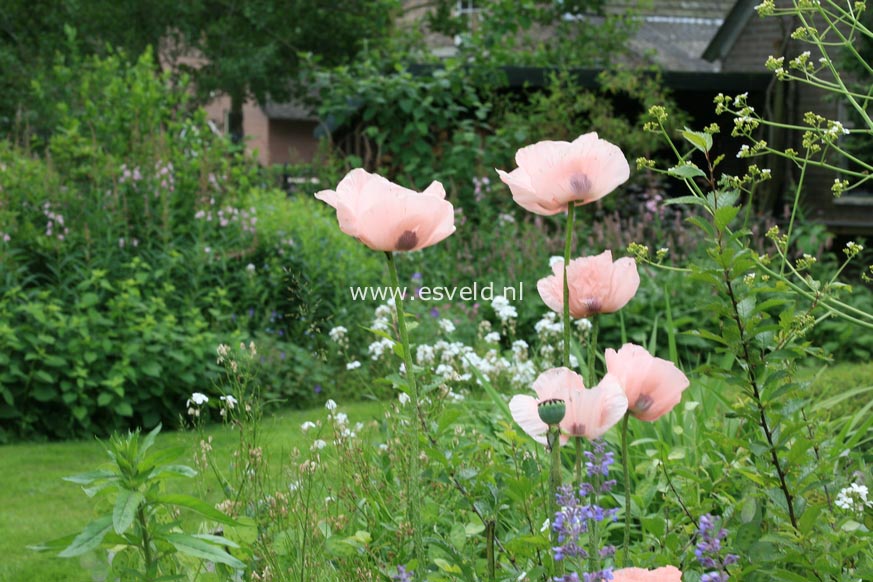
<box><xmin>605</xmin><ymin>343</ymin><xmax>690</xmax><ymax>422</ymax></box>
<box><xmin>612</xmin><ymin>566</ymin><xmax>683</xmax><ymax>581</ymax></box>
<box><xmin>537</xmin><ymin>251</ymin><xmax>640</xmax><ymax>319</ymax></box>
<box><xmin>509</xmin><ymin>367</ymin><xmax>628</xmax><ymax>446</ymax></box>
<box><xmin>496</xmin><ymin>132</ymin><xmax>630</xmax><ymax>215</ymax></box>
<box><xmin>315</xmin><ymin>168</ymin><xmax>455</xmax><ymax>252</ymax></box>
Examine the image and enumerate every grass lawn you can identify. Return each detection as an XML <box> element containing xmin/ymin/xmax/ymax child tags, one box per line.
<box><xmin>0</xmin><ymin>400</ymin><xmax>385</xmax><ymax>582</ymax></box>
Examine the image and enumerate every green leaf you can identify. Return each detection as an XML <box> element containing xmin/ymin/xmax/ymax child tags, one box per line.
<box><xmin>682</xmin><ymin>127</ymin><xmax>712</xmax><ymax>153</ymax></box>
<box><xmin>153</xmin><ymin>493</ymin><xmax>240</xmax><ymax>526</ymax></box>
<box><xmin>149</xmin><ymin>464</ymin><xmax>197</xmax><ymax>480</ymax></box>
<box><xmin>113</xmin><ymin>489</ymin><xmax>144</xmax><ymax>534</ymax></box>
<box><xmin>714</xmin><ymin>205</ymin><xmax>740</xmax><ymax>230</ymax></box>
<box><xmin>667</xmin><ymin>164</ymin><xmax>706</xmax><ymax>179</ymax></box>
<box><xmin>58</xmin><ymin>516</ymin><xmax>113</xmax><ymax>557</ymax></box>
<box><xmin>64</xmin><ymin>469</ymin><xmax>115</xmax><ymax>485</ymax></box>
<box><xmin>433</xmin><ymin>558</ymin><xmax>462</xmax><ymax>574</ymax></box>
<box><xmin>165</xmin><ymin>533</ymin><xmax>246</xmax><ymax>569</ymax></box>
<box><xmin>141</xmin><ymin>361</ymin><xmax>162</xmax><ymax>377</ymax></box>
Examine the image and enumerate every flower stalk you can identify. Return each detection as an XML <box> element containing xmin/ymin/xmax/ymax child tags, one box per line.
<box><xmin>385</xmin><ymin>251</ymin><xmax>424</xmax><ymax>574</ymax></box>
<box><xmin>620</xmin><ymin>412</ymin><xmax>631</xmax><ymax>567</ymax></box>
<box><xmin>562</xmin><ymin>204</ymin><xmax>576</xmax><ymax>368</ymax></box>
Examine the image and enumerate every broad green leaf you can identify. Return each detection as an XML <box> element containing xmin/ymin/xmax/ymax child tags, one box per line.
<box><xmin>64</xmin><ymin>469</ymin><xmax>115</xmax><ymax>485</ymax></box>
<box><xmin>433</xmin><ymin>558</ymin><xmax>462</xmax><ymax>574</ymax></box>
<box><xmin>153</xmin><ymin>493</ymin><xmax>239</xmax><ymax>526</ymax></box>
<box><xmin>714</xmin><ymin>205</ymin><xmax>740</xmax><ymax>231</ymax></box>
<box><xmin>667</xmin><ymin>164</ymin><xmax>706</xmax><ymax>179</ymax></box>
<box><xmin>165</xmin><ymin>533</ymin><xmax>246</xmax><ymax>569</ymax></box>
<box><xmin>681</xmin><ymin>127</ymin><xmax>712</xmax><ymax>153</ymax></box>
<box><xmin>58</xmin><ymin>516</ymin><xmax>113</xmax><ymax>557</ymax></box>
<box><xmin>113</xmin><ymin>489</ymin><xmax>144</xmax><ymax>534</ymax></box>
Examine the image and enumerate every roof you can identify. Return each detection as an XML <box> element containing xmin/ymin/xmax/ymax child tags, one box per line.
<box><xmin>617</xmin><ymin>0</ymin><xmax>739</xmax><ymax>72</ymax></box>
<box><xmin>627</xmin><ymin>16</ymin><xmax>728</xmax><ymax>72</ymax></box>
<box><xmin>702</xmin><ymin>0</ymin><xmax>760</xmax><ymax>62</ymax></box>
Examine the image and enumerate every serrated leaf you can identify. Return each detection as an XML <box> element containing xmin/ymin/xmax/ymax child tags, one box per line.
<box><xmin>682</xmin><ymin>128</ymin><xmax>712</xmax><ymax>153</ymax></box>
<box><xmin>113</xmin><ymin>489</ymin><xmax>144</xmax><ymax>534</ymax></box>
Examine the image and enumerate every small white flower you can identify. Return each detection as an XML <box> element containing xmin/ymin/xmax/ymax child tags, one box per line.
<box><xmin>334</xmin><ymin>412</ymin><xmax>348</xmax><ymax>426</ymax></box>
<box><xmin>329</xmin><ymin>326</ymin><xmax>348</xmax><ymax>342</ymax></box>
<box><xmin>220</xmin><ymin>395</ymin><xmax>237</xmax><ymax>409</ymax></box>
<box><xmin>378</xmin><ymin>443</ymin><xmax>389</xmax><ymax>452</ymax></box>
<box><xmin>288</xmin><ymin>481</ymin><xmax>300</xmax><ymax>492</ymax></box>
<box><xmin>311</xmin><ymin>439</ymin><xmax>327</xmax><ymax>451</ymax></box>
<box><xmin>575</xmin><ymin>318</ymin><xmax>592</xmax><ymax>332</ymax></box>
<box><xmin>484</xmin><ymin>331</ymin><xmax>500</xmax><ymax>344</ymax></box>
<box><xmin>187</xmin><ymin>392</ymin><xmax>209</xmax><ymax>407</ymax></box>
<box><xmin>346</xmin><ymin>360</ymin><xmax>362</xmax><ymax>370</ymax></box>
<box><xmin>246</xmin><ymin>263</ymin><xmax>256</xmax><ymax>274</ymax></box>
<box><xmin>325</xmin><ymin>399</ymin><xmax>337</xmax><ymax>412</ymax></box>
<box><xmin>301</xmin><ymin>421</ymin><xmax>317</xmax><ymax>432</ymax></box>
<box><xmin>540</xmin><ymin>518</ymin><xmax>551</xmax><ymax>532</ymax></box>
<box><xmin>398</xmin><ymin>392</ymin><xmax>411</xmax><ymax>406</ymax></box>
<box><xmin>439</xmin><ymin>319</ymin><xmax>456</xmax><ymax>333</ymax></box>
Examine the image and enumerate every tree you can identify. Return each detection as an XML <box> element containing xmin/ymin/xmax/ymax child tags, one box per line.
<box><xmin>176</xmin><ymin>0</ymin><xmax>401</xmax><ymax>142</ymax></box>
<box><xmin>0</xmin><ymin>0</ymin><xmax>400</xmax><ymax>142</ymax></box>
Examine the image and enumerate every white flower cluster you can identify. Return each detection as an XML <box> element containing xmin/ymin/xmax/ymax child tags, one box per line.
<box><xmin>438</xmin><ymin>319</ymin><xmax>456</xmax><ymax>334</ymax></box>
<box><xmin>535</xmin><ymin>311</ymin><xmax>563</xmax><ymax>337</ymax></box>
<box><xmin>484</xmin><ymin>331</ymin><xmax>501</xmax><ymax>344</ymax></box>
<box><xmin>836</xmin><ymin>483</ymin><xmax>872</xmax><ymax>513</ymax></box>
<box><xmin>346</xmin><ymin>360</ymin><xmax>362</xmax><ymax>370</ymax></box>
<box><xmin>186</xmin><ymin>392</ymin><xmax>209</xmax><ymax>417</ymax></box>
<box><xmin>329</xmin><ymin>326</ymin><xmax>349</xmax><ymax>348</ymax></box>
<box><xmin>368</xmin><ymin>338</ymin><xmax>395</xmax><ymax>361</ymax></box>
<box><xmin>416</xmin><ymin>344</ymin><xmax>435</xmax><ymax>365</ymax></box>
<box><xmin>492</xmin><ymin>295</ymin><xmax>518</xmax><ymax>324</ymax></box>
<box><xmin>371</xmin><ymin>304</ymin><xmax>393</xmax><ymax>332</ymax></box>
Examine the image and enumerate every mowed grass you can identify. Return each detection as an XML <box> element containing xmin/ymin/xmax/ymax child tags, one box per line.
<box><xmin>0</xmin><ymin>400</ymin><xmax>385</xmax><ymax>582</ymax></box>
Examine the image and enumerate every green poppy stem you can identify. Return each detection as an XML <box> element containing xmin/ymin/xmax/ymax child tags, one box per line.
<box><xmin>385</xmin><ymin>251</ymin><xmax>423</xmax><ymax>576</ymax></box>
<box><xmin>587</xmin><ymin>315</ymin><xmax>599</xmax><ymax>387</ymax></box>
<box><xmin>562</xmin><ymin>205</ymin><xmax>576</xmax><ymax>368</ymax></box>
<box><xmin>574</xmin><ymin>436</ymin><xmax>583</xmax><ymax>489</ymax></box>
<box><xmin>621</xmin><ymin>412</ymin><xmax>631</xmax><ymax>567</ymax></box>
<box><xmin>548</xmin><ymin>425</ymin><xmax>563</xmax><ymax>577</ymax></box>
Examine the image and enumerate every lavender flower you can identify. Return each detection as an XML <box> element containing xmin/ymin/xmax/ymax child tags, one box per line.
<box><xmin>392</xmin><ymin>565</ymin><xmax>413</xmax><ymax>582</ymax></box>
<box><xmin>695</xmin><ymin>514</ymin><xmax>738</xmax><ymax>581</ymax></box>
<box><xmin>551</xmin><ymin>440</ymin><xmax>618</xmax><ymax>582</ymax></box>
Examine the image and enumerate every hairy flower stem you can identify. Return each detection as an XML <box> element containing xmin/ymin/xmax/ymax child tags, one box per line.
<box><xmin>548</xmin><ymin>425</ymin><xmax>564</xmax><ymax>577</ymax></box>
<box><xmin>712</xmin><ymin>211</ymin><xmax>799</xmax><ymax>531</ymax></box>
<box><xmin>562</xmin><ymin>205</ymin><xmax>576</xmax><ymax>368</ymax></box>
<box><xmin>385</xmin><ymin>251</ymin><xmax>424</xmax><ymax>574</ymax></box>
<box><xmin>621</xmin><ymin>413</ymin><xmax>631</xmax><ymax>567</ymax></box>
<box><xmin>587</xmin><ymin>315</ymin><xmax>599</xmax><ymax>387</ymax></box>
<box><xmin>574</xmin><ymin>436</ymin><xmax>583</xmax><ymax>489</ymax></box>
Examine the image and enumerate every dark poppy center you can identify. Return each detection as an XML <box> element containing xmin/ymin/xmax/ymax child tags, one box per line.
<box><xmin>395</xmin><ymin>230</ymin><xmax>418</xmax><ymax>251</ymax></box>
<box><xmin>569</xmin><ymin>173</ymin><xmax>592</xmax><ymax>198</ymax></box>
<box><xmin>634</xmin><ymin>394</ymin><xmax>653</xmax><ymax>412</ymax></box>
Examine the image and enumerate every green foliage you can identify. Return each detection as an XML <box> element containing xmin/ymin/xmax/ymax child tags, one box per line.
<box><xmin>0</xmin><ymin>49</ymin><xmax>382</xmax><ymax>440</ymax></box>
<box><xmin>31</xmin><ymin>424</ymin><xmax>246</xmax><ymax>579</ymax></box>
